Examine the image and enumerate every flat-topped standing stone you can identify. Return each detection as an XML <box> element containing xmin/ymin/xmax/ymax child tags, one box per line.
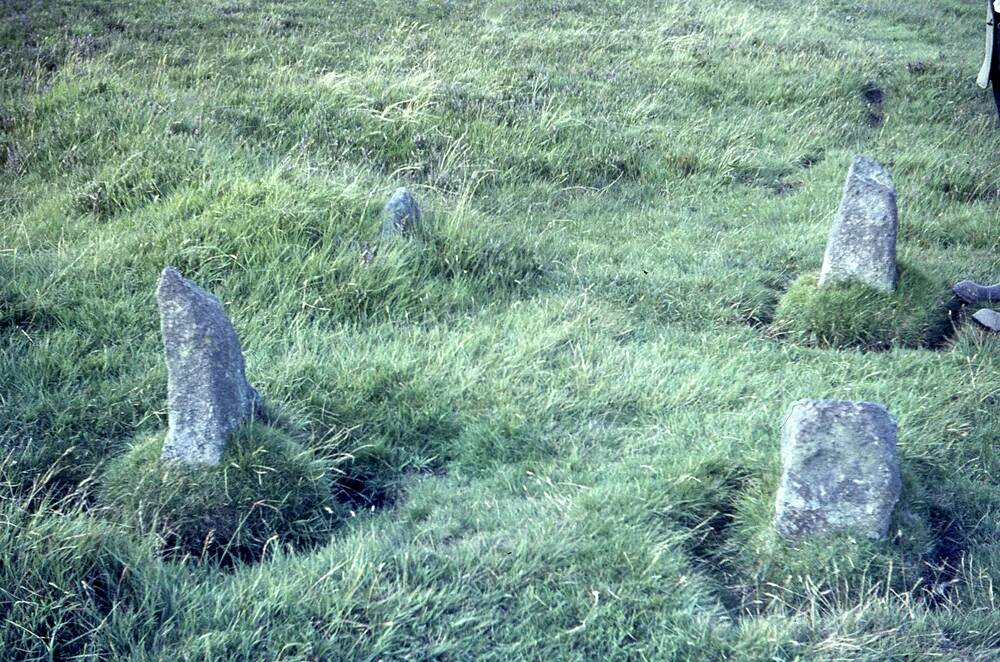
<box><xmin>380</xmin><ymin>187</ymin><xmax>421</xmax><ymax>238</ymax></box>
<box><xmin>157</xmin><ymin>267</ymin><xmax>261</xmax><ymax>465</ymax></box>
<box><xmin>818</xmin><ymin>156</ymin><xmax>898</xmax><ymax>293</ymax></box>
<box><xmin>775</xmin><ymin>399</ymin><xmax>901</xmax><ymax>540</ymax></box>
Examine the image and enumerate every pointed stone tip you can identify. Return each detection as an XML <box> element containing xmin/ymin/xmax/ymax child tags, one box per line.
<box><xmin>850</xmin><ymin>155</ymin><xmax>894</xmax><ymax>190</ymax></box>
<box><xmin>157</xmin><ymin>266</ymin><xmax>209</xmax><ymax>308</ymax></box>
<box><xmin>388</xmin><ymin>187</ymin><xmax>418</xmax><ymax>208</ymax></box>
<box><xmin>157</xmin><ymin>266</ymin><xmax>186</xmax><ymax>296</ymax></box>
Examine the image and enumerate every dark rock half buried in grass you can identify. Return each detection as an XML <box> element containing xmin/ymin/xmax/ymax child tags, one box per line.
<box><xmin>158</xmin><ymin>266</ymin><xmax>261</xmax><ymax>465</ymax></box>
<box><xmin>775</xmin><ymin>399</ymin><xmax>900</xmax><ymax>541</ymax></box>
<box><xmin>380</xmin><ymin>187</ymin><xmax>422</xmax><ymax>238</ymax></box>
<box><xmin>818</xmin><ymin>156</ymin><xmax>898</xmax><ymax>293</ymax></box>
<box><xmin>953</xmin><ymin>280</ymin><xmax>1000</xmax><ymax>304</ymax></box>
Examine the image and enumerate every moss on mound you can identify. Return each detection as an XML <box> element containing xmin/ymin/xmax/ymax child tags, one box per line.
<box><xmin>100</xmin><ymin>422</ymin><xmax>340</xmax><ymax>563</ymax></box>
<box><xmin>772</xmin><ymin>262</ymin><xmax>952</xmax><ymax>350</ymax></box>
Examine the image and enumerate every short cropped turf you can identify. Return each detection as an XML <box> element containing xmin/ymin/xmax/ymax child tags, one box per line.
<box><xmin>3</xmin><ymin>0</ymin><xmax>1000</xmax><ymax>659</ymax></box>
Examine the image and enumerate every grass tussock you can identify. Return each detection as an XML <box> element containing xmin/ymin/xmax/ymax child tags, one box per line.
<box><xmin>100</xmin><ymin>423</ymin><xmax>340</xmax><ymax>564</ymax></box>
<box><xmin>771</xmin><ymin>262</ymin><xmax>954</xmax><ymax>350</ymax></box>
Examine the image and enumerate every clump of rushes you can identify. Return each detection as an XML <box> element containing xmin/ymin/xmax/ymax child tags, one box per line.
<box><xmin>772</xmin><ymin>262</ymin><xmax>953</xmax><ymax>350</ymax></box>
<box><xmin>100</xmin><ymin>422</ymin><xmax>340</xmax><ymax>564</ymax></box>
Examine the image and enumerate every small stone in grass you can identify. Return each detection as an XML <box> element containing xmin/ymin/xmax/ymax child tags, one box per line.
<box><xmin>972</xmin><ymin>308</ymin><xmax>1000</xmax><ymax>332</ymax></box>
<box><xmin>380</xmin><ymin>187</ymin><xmax>422</xmax><ymax>238</ymax></box>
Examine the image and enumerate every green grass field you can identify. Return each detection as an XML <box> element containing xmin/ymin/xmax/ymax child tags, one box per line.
<box><xmin>3</xmin><ymin>0</ymin><xmax>1000</xmax><ymax>659</ymax></box>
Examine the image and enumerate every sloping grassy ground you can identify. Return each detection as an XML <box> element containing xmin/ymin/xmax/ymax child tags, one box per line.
<box><xmin>2</xmin><ymin>0</ymin><xmax>1000</xmax><ymax>658</ymax></box>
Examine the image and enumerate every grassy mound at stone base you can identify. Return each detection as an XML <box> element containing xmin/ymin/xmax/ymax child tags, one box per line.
<box><xmin>772</xmin><ymin>263</ymin><xmax>952</xmax><ymax>351</ymax></box>
<box><xmin>725</xmin><ymin>472</ymin><xmax>941</xmax><ymax>603</ymax></box>
<box><xmin>100</xmin><ymin>423</ymin><xmax>339</xmax><ymax>564</ymax></box>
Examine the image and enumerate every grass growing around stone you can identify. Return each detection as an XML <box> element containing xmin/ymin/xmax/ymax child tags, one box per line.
<box><xmin>100</xmin><ymin>422</ymin><xmax>340</xmax><ymax>563</ymax></box>
<box><xmin>772</xmin><ymin>262</ymin><xmax>955</xmax><ymax>350</ymax></box>
<box><xmin>2</xmin><ymin>0</ymin><xmax>1000</xmax><ymax>658</ymax></box>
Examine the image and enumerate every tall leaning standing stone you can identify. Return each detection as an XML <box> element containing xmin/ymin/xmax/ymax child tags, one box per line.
<box><xmin>157</xmin><ymin>267</ymin><xmax>261</xmax><ymax>465</ymax></box>
<box><xmin>774</xmin><ymin>399</ymin><xmax>901</xmax><ymax>540</ymax></box>
<box><xmin>818</xmin><ymin>156</ymin><xmax>898</xmax><ymax>293</ymax></box>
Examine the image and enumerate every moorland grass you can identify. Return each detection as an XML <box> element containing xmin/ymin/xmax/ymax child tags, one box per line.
<box><xmin>0</xmin><ymin>462</ymin><xmax>163</xmax><ymax>659</ymax></box>
<box><xmin>2</xmin><ymin>0</ymin><xmax>1000</xmax><ymax>658</ymax></box>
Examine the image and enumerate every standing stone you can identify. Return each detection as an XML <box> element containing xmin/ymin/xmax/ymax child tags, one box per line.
<box><xmin>774</xmin><ymin>399</ymin><xmax>901</xmax><ymax>540</ymax></box>
<box><xmin>157</xmin><ymin>267</ymin><xmax>261</xmax><ymax>465</ymax></box>
<box><xmin>380</xmin><ymin>187</ymin><xmax>422</xmax><ymax>238</ymax></box>
<box><xmin>818</xmin><ymin>156</ymin><xmax>898</xmax><ymax>293</ymax></box>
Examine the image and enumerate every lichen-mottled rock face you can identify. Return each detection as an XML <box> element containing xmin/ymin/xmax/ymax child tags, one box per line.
<box><xmin>380</xmin><ymin>187</ymin><xmax>422</xmax><ymax>238</ymax></box>
<box><xmin>774</xmin><ymin>399</ymin><xmax>900</xmax><ymax>540</ymax></box>
<box><xmin>157</xmin><ymin>267</ymin><xmax>260</xmax><ymax>465</ymax></box>
<box><xmin>953</xmin><ymin>280</ymin><xmax>984</xmax><ymax>304</ymax></box>
<box><xmin>818</xmin><ymin>156</ymin><xmax>898</xmax><ymax>293</ymax></box>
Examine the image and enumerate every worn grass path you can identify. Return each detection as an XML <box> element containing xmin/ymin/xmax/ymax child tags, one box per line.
<box><xmin>2</xmin><ymin>0</ymin><xmax>1000</xmax><ymax>659</ymax></box>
